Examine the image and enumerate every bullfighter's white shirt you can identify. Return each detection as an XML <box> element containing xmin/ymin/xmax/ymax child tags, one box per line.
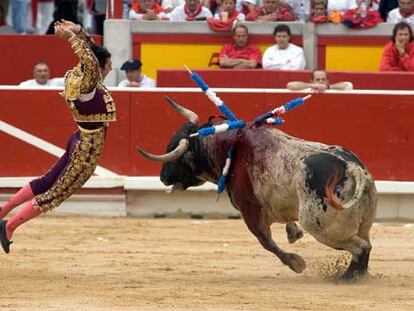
<box><xmin>262</xmin><ymin>43</ymin><xmax>306</xmax><ymax>70</ymax></box>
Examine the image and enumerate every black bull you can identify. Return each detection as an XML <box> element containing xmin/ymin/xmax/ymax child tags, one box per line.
<box><xmin>139</xmin><ymin>97</ymin><xmax>377</xmax><ymax>279</ymax></box>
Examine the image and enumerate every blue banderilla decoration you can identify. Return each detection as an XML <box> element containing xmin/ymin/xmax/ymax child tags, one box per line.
<box><xmin>184</xmin><ymin>66</ymin><xmax>311</xmax><ymax>193</ymax></box>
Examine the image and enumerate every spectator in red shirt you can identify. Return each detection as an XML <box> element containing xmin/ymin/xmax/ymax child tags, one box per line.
<box><xmin>310</xmin><ymin>0</ymin><xmax>329</xmax><ymax>23</ymax></box>
<box><xmin>379</xmin><ymin>21</ymin><xmax>414</xmax><ymax>71</ymax></box>
<box><xmin>219</xmin><ymin>24</ymin><xmax>262</xmax><ymax>69</ymax></box>
<box><xmin>342</xmin><ymin>0</ymin><xmax>383</xmax><ymax>29</ymax></box>
<box><xmin>246</xmin><ymin>0</ymin><xmax>296</xmax><ymax>21</ymax></box>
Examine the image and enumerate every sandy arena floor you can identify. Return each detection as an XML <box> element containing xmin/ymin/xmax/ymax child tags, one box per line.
<box><xmin>0</xmin><ymin>216</ymin><xmax>413</xmax><ymax>311</ymax></box>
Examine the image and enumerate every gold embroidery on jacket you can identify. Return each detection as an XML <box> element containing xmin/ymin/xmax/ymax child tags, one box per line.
<box><xmin>34</xmin><ymin>128</ymin><xmax>105</xmax><ymax>212</ymax></box>
<box><xmin>63</xmin><ymin>33</ymin><xmax>117</xmax><ymax>122</ymax></box>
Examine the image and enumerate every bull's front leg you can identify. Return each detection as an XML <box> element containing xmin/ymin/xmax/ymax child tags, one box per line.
<box><xmin>286</xmin><ymin>222</ymin><xmax>304</xmax><ymax>244</ymax></box>
<box><xmin>239</xmin><ymin>203</ymin><xmax>306</xmax><ymax>273</ymax></box>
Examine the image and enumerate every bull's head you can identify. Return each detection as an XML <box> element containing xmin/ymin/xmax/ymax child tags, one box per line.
<box><xmin>138</xmin><ymin>96</ymin><xmax>210</xmax><ymax>192</ymax></box>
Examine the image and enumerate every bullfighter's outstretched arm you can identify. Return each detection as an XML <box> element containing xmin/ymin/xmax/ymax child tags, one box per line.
<box><xmin>55</xmin><ymin>20</ymin><xmax>100</xmax><ymax>100</ymax></box>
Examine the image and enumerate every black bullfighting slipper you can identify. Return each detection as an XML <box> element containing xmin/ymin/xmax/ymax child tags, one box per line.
<box><xmin>0</xmin><ymin>220</ymin><xmax>12</xmax><ymax>254</ymax></box>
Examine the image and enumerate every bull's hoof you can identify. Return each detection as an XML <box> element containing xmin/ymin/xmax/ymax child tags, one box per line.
<box><xmin>339</xmin><ymin>269</ymin><xmax>368</xmax><ymax>281</ymax></box>
<box><xmin>286</xmin><ymin>223</ymin><xmax>304</xmax><ymax>244</ymax></box>
<box><xmin>284</xmin><ymin>253</ymin><xmax>306</xmax><ymax>273</ymax></box>
<box><xmin>287</xmin><ymin>229</ymin><xmax>304</xmax><ymax>244</ymax></box>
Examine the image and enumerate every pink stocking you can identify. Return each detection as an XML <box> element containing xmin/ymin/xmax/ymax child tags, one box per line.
<box><xmin>6</xmin><ymin>199</ymin><xmax>42</xmax><ymax>240</ymax></box>
<box><xmin>0</xmin><ymin>184</ymin><xmax>35</xmax><ymax>219</ymax></box>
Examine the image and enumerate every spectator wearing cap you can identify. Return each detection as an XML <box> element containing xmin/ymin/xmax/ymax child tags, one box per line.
<box><xmin>118</xmin><ymin>60</ymin><xmax>156</xmax><ymax>88</ymax></box>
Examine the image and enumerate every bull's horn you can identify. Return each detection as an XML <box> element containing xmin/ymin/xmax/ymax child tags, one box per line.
<box><xmin>137</xmin><ymin>138</ymin><xmax>189</xmax><ymax>163</ymax></box>
<box><xmin>164</xmin><ymin>96</ymin><xmax>199</xmax><ymax>124</ymax></box>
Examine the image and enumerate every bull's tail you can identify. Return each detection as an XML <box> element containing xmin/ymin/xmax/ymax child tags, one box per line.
<box><xmin>325</xmin><ymin>163</ymin><xmax>367</xmax><ymax>210</ymax></box>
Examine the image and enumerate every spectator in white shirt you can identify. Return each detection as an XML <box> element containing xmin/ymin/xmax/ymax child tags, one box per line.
<box><xmin>162</xmin><ymin>0</ymin><xmax>185</xmax><ymax>13</ymax></box>
<box><xmin>118</xmin><ymin>59</ymin><xmax>156</xmax><ymax>88</ymax></box>
<box><xmin>170</xmin><ymin>0</ymin><xmax>213</xmax><ymax>21</ymax></box>
<box><xmin>262</xmin><ymin>24</ymin><xmax>306</xmax><ymax>70</ymax></box>
<box><xmin>387</xmin><ymin>0</ymin><xmax>414</xmax><ymax>24</ymax></box>
<box><xmin>19</xmin><ymin>61</ymin><xmax>64</xmax><ymax>87</ymax></box>
<box><xmin>327</xmin><ymin>0</ymin><xmax>357</xmax><ymax>14</ymax></box>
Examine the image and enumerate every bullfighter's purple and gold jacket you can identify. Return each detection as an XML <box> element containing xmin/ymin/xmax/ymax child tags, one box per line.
<box><xmin>29</xmin><ymin>29</ymin><xmax>116</xmax><ymax>212</ymax></box>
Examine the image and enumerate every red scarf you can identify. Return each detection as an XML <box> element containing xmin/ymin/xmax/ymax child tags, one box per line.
<box><xmin>185</xmin><ymin>4</ymin><xmax>202</xmax><ymax>21</ymax></box>
<box><xmin>207</xmin><ymin>9</ymin><xmax>239</xmax><ymax>32</ymax></box>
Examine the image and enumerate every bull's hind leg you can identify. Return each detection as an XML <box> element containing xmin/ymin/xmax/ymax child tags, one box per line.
<box><xmin>334</xmin><ymin>236</ymin><xmax>372</xmax><ymax>280</ymax></box>
<box><xmin>241</xmin><ymin>209</ymin><xmax>306</xmax><ymax>273</ymax></box>
<box><xmin>286</xmin><ymin>222</ymin><xmax>304</xmax><ymax>244</ymax></box>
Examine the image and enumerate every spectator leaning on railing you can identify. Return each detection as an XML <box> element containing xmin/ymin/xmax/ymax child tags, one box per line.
<box><xmin>245</xmin><ymin>0</ymin><xmax>296</xmax><ymax>22</ymax></box>
<box><xmin>129</xmin><ymin>0</ymin><xmax>169</xmax><ymax>20</ymax></box>
<box><xmin>379</xmin><ymin>21</ymin><xmax>414</xmax><ymax>71</ymax></box>
<box><xmin>169</xmin><ymin>0</ymin><xmax>212</xmax><ymax>21</ymax></box>
<box><xmin>286</xmin><ymin>70</ymin><xmax>354</xmax><ymax>92</ymax></box>
<box><xmin>19</xmin><ymin>61</ymin><xmax>64</xmax><ymax>87</ymax></box>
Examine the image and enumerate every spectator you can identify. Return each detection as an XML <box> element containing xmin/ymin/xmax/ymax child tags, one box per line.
<box><xmin>279</xmin><ymin>0</ymin><xmax>310</xmax><ymax>21</ymax></box>
<box><xmin>118</xmin><ymin>59</ymin><xmax>156</xmax><ymax>87</ymax></box>
<box><xmin>310</xmin><ymin>0</ymin><xmax>329</xmax><ymax>23</ymax></box>
<box><xmin>208</xmin><ymin>0</ymin><xmax>245</xmax><ymax>31</ymax></box>
<box><xmin>379</xmin><ymin>21</ymin><xmax>414</xmax><ymax>71</ymax></box>
<box><xmin>86</xmin><ymin>0</ymin><xmax>106</xmax><ymax>35</ymax></box>
<box><xmin>0</xmin><ymin>4</ymin><xmax>16</xmax><ymax>34</ymax></box>
<box><xmin>19</xmin><ymin>61</ymin><xmax>64</xmax><ymax>87</ymax></box>
<box><xmin>379</xmin><ymin>0</ymin><xmax>398</xmax><ymax>21</ymax></box>
<box><xmin>35</xmin><ymin>0</ymin><xmax>54</xmax><ymax>34</ymax></box>
<box><xmin>218</xmin><ymin>24</ymin><xmax>261</xmax><ymax>69</ymax></box>
<box><xmin>129</xmin><ymin>0</ymin><xmax>168</xmax><ymax>20</ymax></box>
<box><xmin>287</xmin><ymin>70</ymin><xmax>354</xmax><ymax>92</ymax></box>
<box><xmin>169</xmin><ymin>0</ymin><xmax>212</xmax><ymax>21</ymax></box>
<box><xmin>46</xmin><ymin>0</ymin><xmax>82</xmax><ymax>34</ymax></box>
<box><xmin>342</xmin><ymin>0</ymin><xmax>383</xmax><ymax>29</ymax></box>
<box><xmin>327</xmin><ymin>0</ymin><xmax>358</xmax><ymax>14</ymax></box>
<box><xmin>11</xmin><ymin>0</ymin><xmax>28</xmax><ymax>34</ymax></box>
<box><xmin>216</xmin><ymin>0</ymin><xmax>245</xmax><ymax>21</ymax></box>
<box><xmin>262</xmin><ymin>24</ymin><xmax>306</xmax><ymax>70</ymax></box>
<box><xmin>246</xmin><ymin>0</ymin><xmax>296</xmax><ymax>21</ymax></box>
<box><xmin>238</xmin><ymin>0</ymin><xmax>258</xmax><ymax>15</ymax></box>
<box><xmin>162</xmin><ymin>0</ymin><xmax>184</xmax><ymax>13</ymax></box>
<box><xmin>386</xmin><ymin>0</ymin><xmax>414</xmax><ymax>24</ymax></box>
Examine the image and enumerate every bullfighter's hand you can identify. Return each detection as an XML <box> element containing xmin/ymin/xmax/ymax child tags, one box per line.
<box><xmin>54</xmin><ymin>24</ymin><xmax>75</xmax><ymax>40</ymax></box>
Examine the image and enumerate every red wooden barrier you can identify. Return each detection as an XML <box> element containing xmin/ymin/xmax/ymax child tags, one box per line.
<box><xmin>157</xmin><ymin>69</ymin><xmax>414</xmax><ymax>90</ymax></box>
<box><xmin>0</xmin><ymin>35</ymin><xmax>102</xmax><ymax>85</ymax></box>
<box><xmin>0</xmin><ymin>89</ymin><xmax>413</xmax><ymax>181</ymax></box>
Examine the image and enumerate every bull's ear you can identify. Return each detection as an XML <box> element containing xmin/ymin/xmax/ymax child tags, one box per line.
<box><xmin>137</xmin><ymin>139</ymin><xmax>190</xmax><ymax>163</ymax></box>
<box><xmin>164</xmin><ymin>96</ymin><xmax>199</xmax><ymax>124</ymax></box>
